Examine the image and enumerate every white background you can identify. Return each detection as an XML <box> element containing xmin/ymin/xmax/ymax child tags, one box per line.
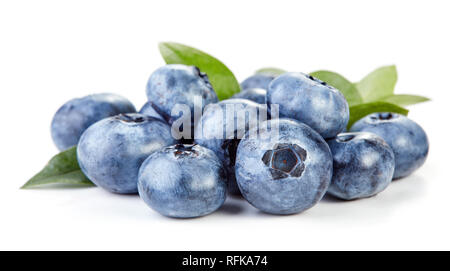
<box><xmin>0</xmin><ymin>0</ymin><xmax>448</xmax><ymax>250</ymax></box>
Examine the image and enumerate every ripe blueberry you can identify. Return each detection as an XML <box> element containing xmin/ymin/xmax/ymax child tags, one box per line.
<box><xmin>267</xmin><ymin>72</ymin><xmax>349</xmax><ymax>138</ymax></box>
<box><xmin>77</xmin><ymin>113</ymin><xmax>176</xmax><ymax>194</ymax></box>
<box><xmin>235</xmin><ymin>118</ymin><xmax>333</xmax><ymax>215</ymax></box>
<box><xmin>350</xmin><ymin>113</ymin><xmax>429</xmax><ymax>179</ymax></box>
<box><xmin>146</xmin><ymin>64</ymin><xmax>218</xmax><ymax>137</ymax></box>
<box><xmin>327</xmin><ymin>132</ymin><xmax>395</xmax><ymax>200</ymax></box>
<box><xmin>51</xmin><ymin>93</ymin><xmax>136</xmax><ymax>150</ymax></box>
<box><xmin>195</xmin><ymin>98</ymin><xmax>270</xmax><ymax>195</ymax></box>
<box><xmin>138</xmin><ymin>144</ymin><xmax>227</xmax><ymax>218</ymax></box>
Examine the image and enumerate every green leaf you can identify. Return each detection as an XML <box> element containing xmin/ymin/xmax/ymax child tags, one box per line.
<box><xmin>356</xmin><ymin>65</ymin><xmax>397</xmax><ymax>102</ymax></box>
<box><xmin>255</xmin><ymin>67</ymin><xmax>287</xmax><ymax>76</ymax></box>
<box><xmin>21</xmin><ymin>147</ymin><xmax>94</xmax><ymax>189</ymax></box>
<box><xmin>310</xmin><ymin>70</ymin><xmax>363</xmax><ymax>106</ymax></box>
<box><xmin>379</xmin><ymin>94</ymin><xmax>430</xmax><ymax>107</ymax></box>
<box><xmin>159</xmin><ymin>42</ymin><xmax>240</xmax><ymax>100</ymax></box>
<box><xmin>348</xmin><ymin>101</ymin><xmax>409</xmax><ymax>129</ymax></box>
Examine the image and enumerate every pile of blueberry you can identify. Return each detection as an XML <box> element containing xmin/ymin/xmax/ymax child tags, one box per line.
<box><xmin>51</xmin><ymin>64</ymin><xmax>429</xmax><ymax>218</ymax></box>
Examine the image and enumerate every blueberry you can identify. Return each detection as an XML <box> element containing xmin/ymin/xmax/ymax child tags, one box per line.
<box><xmin>267</xmin><ymin>72</ymin><xmax>349</xmax><ymax>139</ymax></box>
<box><xmin>350</xmin><ymin>113</ymin><xmax>429</xmax><ymax>179</ymax></box>
<box><xmin>139</xmin><ymin>102</ymin><xmax>164</xmax><ymax>121</ymax></box>
<box><xmin>146</xmin><ymin>64</ymin><xmax>218</xmax><ymax>137</ymax></box>
<box><xmin>327</xmin><ymin>132</ymin><xmax>395</xmax><ymax>200</ymax></box>
<box><xmin>241</xmin><ymin>74</ymin><xmax>275</xmax><ymax>90</ymax></box>
<box><xmin>51</xmin><ymin>93</ymin><xmax>136</xmax><ymax>150</ymax></box>
<box><xmin>235</xmin><ymin>118</ymin><xmax>333</xmax><ymax>215</ymax></box>
<box><xmin>77</xmin><ymin>113</ymin><xmax>176</xmax><ymax>194</ymax></box>
<box><xmin>138</xmin><ymin>144</ymin><xmax>227</xmax><ymax>218</ymax></box>
<box><xmin>232</xmin><ymin>88</ymin><xmax>267</xmax><ymax>104</ymax></box>
<box><xmin>194</xmin><ymin>98</ymin><xmax>270</xmax><ymax>195</ymax></box>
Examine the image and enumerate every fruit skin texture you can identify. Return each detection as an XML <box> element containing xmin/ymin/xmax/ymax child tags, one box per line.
<box><xmin>139</xmin><ymin>102</ymin><xmax>165</xmax><ymax>121</ymax></box>
<box><xmin>138</xmin><ymin>144</ymin><xmax>227</xmax><ymax>218</ymax></box>
<box><xmin>232</xmin><ymin>88</ymin><xmax>267</xmax><ymax>104</ymax></box>
<box><xmin>145</xmin><ymin>64</ymin><xmax>218</xmax><ymax>128</ymax></box>
<box><xmin>241</xmin><ymin>74</ymin><xmax>275</xmax><ymax>90</ymax></box>
<box><xmin>350</xmin><ymin>113</ymin><xmax>429</xmax><ymax>179</ymax></box>
<box><xmin>51</xmin><ymin>93</ymin><xmax>136</xmax><ymax>151</ymax></box>
<box><xmin>267</xmin><ymin>72</ymin><xmax>349</xmax><ymax>139</ymax></box>
<box><xmin>235</xmin><ymin>118</ymin><xmax>333</xmax><ymax>215</ymax></box>
<box><xmin>77</xmin><ymin>113</ymin><xmax>176</xmax><ymax>194</ymax></box>
<box><xmin>194</xmin><ymin>98</ymin><xmax>270</xmax><ymax>195</ymax></box>
<box><xmin>326</xmin><ymin>132</ymin><xmax>395</xmax><ymax>200</ymax></box>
